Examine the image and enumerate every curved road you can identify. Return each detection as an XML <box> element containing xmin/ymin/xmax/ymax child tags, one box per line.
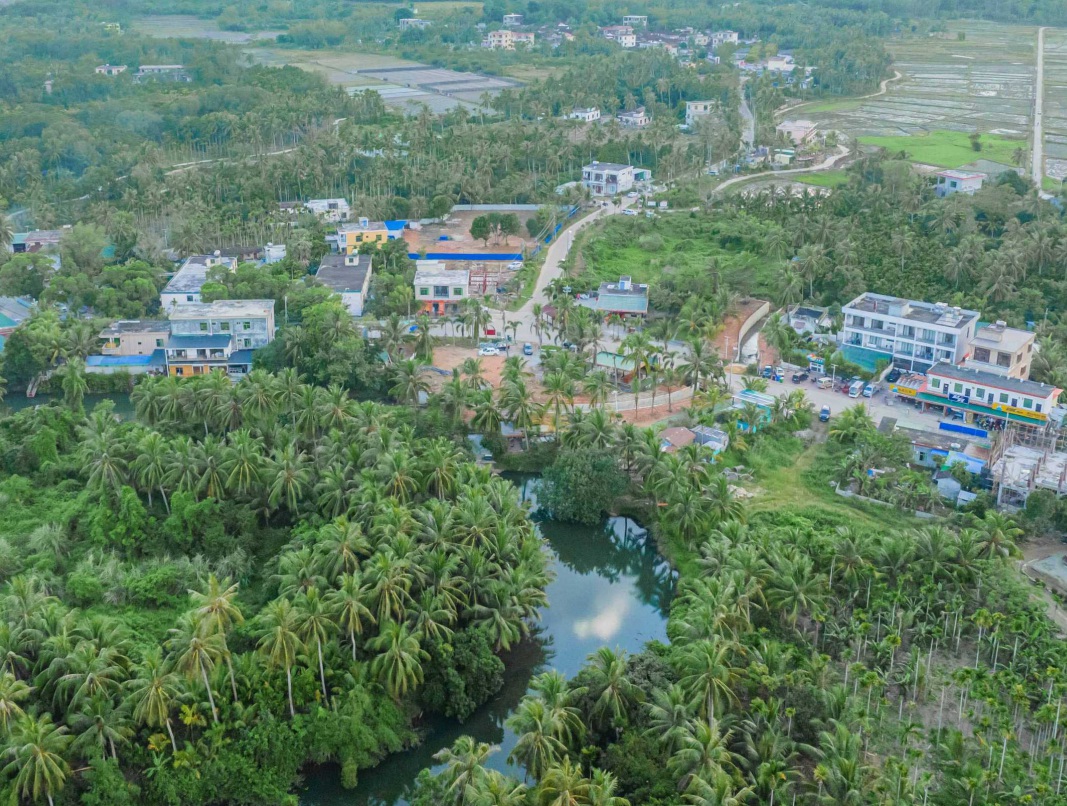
<box><xmin>1034</xmin><ymin>27</ymin><xmax>1048</xmax><ymax>188</ymax></box>
<box><xmin>710</xmin><ymin>144</ymin><xmax>851</xmax><ymax>195</ymax></box>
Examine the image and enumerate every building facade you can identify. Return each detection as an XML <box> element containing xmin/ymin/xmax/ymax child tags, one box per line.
<box><xmin>165</xmin><ymin>300</ymin><xmax>276</xmax><ymax>377</ymax></box>
<box><xmin>922</xmin><ymin>362</ymin><xmax>1060</xmax><ymax>427</ymax></box>
<box><xmin>414</xmin><ymin>265</ymin><xmax>469</xmax><ymax>315</ymax></box>
<box><xmin>305</xmin><ymin>198</ymin><xmax>351</xmax><ymax>222</ymax></box>
<box><xmin>616</xmin><ymin>106</ymin><xmax>651</xmax><ymax>128</ymax></box>
<box><xmin>502</xmin><ymin>13</ymin><xmax>524</xmax><ymax>26</ymax></box>
<box><xmin>95</xmin><ymin>64</ymin><xmax>127</xmax><ymax>76</ymax></box>
<box><xmin>965</xmin><ymin>321</ymin><xmax>1035</xmax><ymax>379</ymax></box>
<box><xmin>622</xmin><ymin>15</ymin><xmax>648</xmax><ymax>26</ymax></box>
<box><xmin>337</xmin><ymin>218</ymin><xmax>391</xmax><ymax>252</ymax></box>
<box><xmin>841</xmin><ymin>293</ymin><xmax>979</xmax><ymax>373</ymax></box>
<box><xmin>484</xmin><ymin>30</ymin><xmax>535</xmax><ymax>49</ymax></box>
<box><xmin>581</xmin><ymin>162</ymin><xmax>636</xmax><ymax>195</ymax></box>
<box><xmin>775</xmin><ymin>119</ymin><xmax>818</xmax><ymax>144</ymax></box>
<box><xmin>685</xmin><ymin>100</ymin><xmax>716</xmax><ymax>127</ymax></box>
<box><xmin>398</xmin><ymin>18</ymin><xmax>432</xmax><ymax>29</ymax></box>
<box><xmin>935</xmin><ymin>170</ymin><xmax>986</xmax><ymax>197</ymax></box>
<box><xmin>602</xmin><ymin>25</ymin><xmax>637</xmax><ymax>47</ymax></box>
<box><xmin>98</xmin><ymin>320</ymin><xmax>169</xmax><ymax>357</ymax></box>
<box><xmin>568</xmin><ymin>107</ymin><xmax>601</xmax><ymax>122</ymax></box>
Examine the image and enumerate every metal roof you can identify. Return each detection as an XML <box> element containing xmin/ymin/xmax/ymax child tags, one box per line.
<box><xmin>167</xmin><ymin>299</ymin><xmax>274</xmax><ymax>319</ymax></box>
<box><xmin>928</xmin><ymin>361</ymin><xmax>1059</xmax><ymax>399</ymax></box>
<box><xmin>167</xmin><ymin>334</ymin><xmax>233</xmax><ymax>349</ymax></box>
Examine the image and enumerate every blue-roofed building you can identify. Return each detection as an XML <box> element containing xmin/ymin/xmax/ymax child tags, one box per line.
<box><xmin>594</xmin><ymin>276</ymin><xmax>649</xmax><ymax>316</ymax></box>
<box><xmin>86</xmin><ymin>350</ymin><xmax>167</xmax><ymax>375</ymax></box>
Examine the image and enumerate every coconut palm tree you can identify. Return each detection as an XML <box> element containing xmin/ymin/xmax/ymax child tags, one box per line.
<box><xmin>507</xmin><ymin>697</ymin><xmax>566</xmax><ymax>781</ymax></box>
<box><xmin>133</xmin><ymin>431</ymin><xmax>171</xmax><ymax>512</ymax></box>
<box><xmin>390</xmin><ymin>359</ymin><xmax>430</xmax><ymax>407</ymax></box>
<box><xmin>677</xmin><ymin>638</ymin><xmax>739</xmax><ymax>725</ymax></box>
<box><xmin>369</xmin><ymin>621</ymin><xmax>428</xmax><ymax>701</ymax></box>
<box><xmin>126</xmin><ymin>649</ymin><xmax>182</xmax><ymax>752</ymax></box>
<box><xmin>325</xmin><ymin>573</ymin><xmax>375</xmax><ymax>661</ymax></box>
<box><xmin>189</xmin><ymin>575</ymin><xmax>244</xmax><ymax>704</ymax></box>
<box><xmin>970</xmin><ymin>511</ymin><xmax>1023</xmax><ymax>560</ymax></box>
<box><xmin>434</xmin><ymin>736</ymin><xmax>496</xmax><ymax>805</ymax></box>
<box><xmin>586</xmin><ymin>647</ymin><xmax>640</xmax><ymax>734</ymax></box>
<box><xmin>3</xmin><ymin>713</ymin><xmax>71</xmax><ymax>806</ymax></box>
<box><xmin>0</xmin><ymin>670</ymin><xmax>31</xmax><ymax>735</ymax></box>
<box><xmin>255</xmin><ymin>598</ymin><xmax>304</xmax><ymax>718</ymax></box>
<box><xmin>293</xmin><ymin>586</ymin><xmax>335</xmax><ymax>702</ymax></box>
<box><xmin>167</xmin><ymin>613</ymin><xmax>224</xmax><ymax>724</ymax></box>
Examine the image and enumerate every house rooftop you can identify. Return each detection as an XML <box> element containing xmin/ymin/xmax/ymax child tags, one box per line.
<box><xmin>928</xmin><ymin>361</ymin><xmax>1060</xmax><ymax>398</ymax></box>
<box><xmin>790</xmin><ymin>304</ymin><xmax>828</xmax><ymax>320</ymax></box>
<box><xmin>414</xmin><ymin>267</ymin><xmax>470</xmax><ymax>287</ymax></box>
<box><xmin>316</xmin><ymin>254</ymin><xmax>372</xmax><ymax>293</ymax></box>
<box><xmin>167</xmin><ymin>299</ymin><xmax>274</xmax><ymax>319</ymax></box>
<box><xmin>584</xmin><ymin>161</ymin><xmax>633</xmax><ymax>172</ymax></box>
<box><xmin>99</xmin><ymin>319</ymin><xmax>168</xmax><ymax>336</ymax></box>
<box><xmin>937</xmin><ymin>169</ymin><xmax>986</xmax><ymax>181</ymax></box>
<box><xmin>167</xmin><ymin>334</ymin><xmax>233</xmax><ymax>350</ymax></box>
<box><xmin>338</xmin><ymin>220</ymin><xmax>387</xmax><ymax>232</ymax></box>
<box><xmin>971</xmin><ymin>321</ymin><xmax>1034</xmax><ymax>353</ymax></box>
<box><xmin>844</xmin><ymin>292</ymin><xmax>978</xmax><ymax>330</ymax></box>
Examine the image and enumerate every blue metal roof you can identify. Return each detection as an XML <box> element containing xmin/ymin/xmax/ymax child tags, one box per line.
<box><xmin>228</xmin><ymin>349</ymin><xmax>254</xmax><ymax>365</ymax></box>
<box><xmin>86</xmin><ymin>349</ymin><xmax>166</xmax><ymax>368</ymax></box>
<box><xmin>168</xmin><ymin>334</ymin><xmax>232</xmax><ymax>349</ymax></box>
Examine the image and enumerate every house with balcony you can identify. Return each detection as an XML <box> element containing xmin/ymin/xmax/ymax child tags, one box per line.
<box><xmin>165</xmin><ymin>299</ymin><xmax>275</xmax><ymax>377</ymax></box>
<box><xmin>841</xmin><ymin>293</ymin><xmax>979</xmax><ymax>374</ymax></box>
<box><xmin>581</xmin><ymin>161</ymin><xmax>636</xmax><ymax>195</ymax></box>
<box><xmin>414</xmin><ymin>265</ymin><xmax>469</xmax><ymax>315</ymax></box>
<box><xmin>710</xmin><ymin>30</ymin><xmax>738</xmax><ymax>47</ymax></box>
<box><xmin>965</xmin><ymin>321</ymin><xmax>1035</xmax><ymax>379</ymax></box>
<box><xmin>160</xmin><ymin>254</ymin><xmax>238</xmax><ymax>309</ymax></box>
<box><xmin>602</xmin><ymin>25</ymin><xmax>636</xmax><ymax>47</ymax></box>
<box><xmin>337</xmin><ymin>218</ymin><xmax>392</xmax><ymax>252</ymax></box>
<box><xmin>622</xmin><ymin>15</ymin><xmax>648</xmax><ymax>26</ymax></box>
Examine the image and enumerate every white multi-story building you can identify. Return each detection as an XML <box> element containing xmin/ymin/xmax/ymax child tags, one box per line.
<box><xmin>602</xmin><ymin>25</ymin><xmax>636</xmax><ymax>47</ymax></box>
<box><xmin>160</xmin><ymin>254</ymin><xmax>238</xmax><ymax>309</ymax></box>
<box><xmin>581</xmin><ymin>162</ymin><xmax>636</xmax><ymax>196</ymax></box>
<box><xmin>965</xmin><ymin>321</ymin><xmax>1035</xmax><ymax>379</ymax></box>
<box><xmin>617</xmin><ymin>106</ymin><xmax>651</xmax><ymax>128</ymax></box>
<box><xmin>398</xmin><ymin>18</ymin><xmax>432</xmax><ymax>30</ymax></box>
<box><xmin>484</xmin><ymin>29</ymin><xmax>535</xmax><ymax>49</ymax></box>
<box><xmin>305</xmin><ymin>198</ymin><xmax>351</xmax><ymax>222</ymax></box>
<box><xmin>502</xmin><ymin>13</ymin><xmax>524</xmax><ymax>26</ymax></box>
<box><xmin>841</xmin><ymin>293</ymin><xmax>979</xmax><ymax>374</ymax></box>
<box><xmin>710</xmin><ymin>30</ymin><xmax>739</xmax><ymax>47</ymax></box>
<box><xmin>622</xmin><ymin>15</ymin><xmax>648</xmax><ymax>26</ymax></box>
<box><xmin>685</xmin><ymin>100</ymin><xmax>716</xmax><ymax>127</ymax></box>
<box><xmin>568</xmin><ymin>107</ymin><xmax>601</xmax><ymax>122</ymax></box>
<box><xmin>414</xmin><ymin>264</ymin><xmax>469</xmax><ymax>316</ymax></box>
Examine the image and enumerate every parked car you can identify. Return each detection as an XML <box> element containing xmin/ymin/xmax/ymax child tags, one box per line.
<box><xmin>523</xmin><ymin>342</ymin><xmax>533</xmax><ymax>356</ymax></box>
<box><xmin>478</xmin><ymin>347</ymin><xmax>498</xmax><ymax>357</ymax></box>
<box><xmin>791</xmin><ymin>371</ymin><xmax>809</xmax><ymax>383</ymax></box>
<box><xmin>817</xmin><ymin>377</ymin><xmax>833</xmax><ymax>389</ymax></box>
<box><xmin>507</xmin><ymin>261</ymin><xmax>523</xmax><ymax>271</ymax></box>
<box><xmin>626</xmin><ymin>191</ymin><xmax>639</xmax><ymax>198</ymax></box>
<box><xmin>819</xmin><ymin>405</ymin><xmax>831</xmax><ymax>422</ymax></box>
<box><xmin>848</xmin><ymin>381</ymin><xmax>864</xmax><ymax>398</ymax></box>
<box><xmin>863</xmin><ymin>383</ymin><xmax>875</xmax><ymax>398</ymax></box>
<box><xmin>761</xmin><ymin>365</ymin><xmax>774</xmax><ymax>378</ymax></box>
<box><xmin>623</xmin><ymin>209</ymin><xmax>638</xmax><ymax>216</ymax></box>
<box><xmin>885</xmin><ymin>368</ymin><xmax>902</xmax><ymax>384</ymax></box>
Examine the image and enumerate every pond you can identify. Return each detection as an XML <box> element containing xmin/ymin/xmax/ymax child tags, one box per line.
<box><xmin>300</xmin><ymin>473</ymin><xmax>675</xmax><ymax>805</ymax></box>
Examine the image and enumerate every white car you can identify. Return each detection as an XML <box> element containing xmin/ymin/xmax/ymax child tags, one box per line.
<box><xmin>478</xmin><ymin>347</ymin><xmax>499</xmax><ymax>357</ymax></box>
<box><xmin>623</xmin><ymin>209</ymin><xmax>638</xmax><ymax>216</ymax></box>
<box><xmin>626</xmin><ymin>191</ymin><xmax>639</xmax><ymax>198</ymax></box>
<box><xmin>507</xmin><ymin>261</ymin><xmax>523</xmax><ymax>271</ymax></box>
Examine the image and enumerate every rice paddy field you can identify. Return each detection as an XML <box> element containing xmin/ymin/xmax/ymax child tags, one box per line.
<box><xmin>1044</xmin><ymin>28</ymin><xmax>1067</xmax><ymax>181</ymax></box>
<box><xmin>132</xmin><ymin>15</ymin><xmax>282</xmax><ymax>43</ymax></box>
<box><xmin>809</xmin><ymin>21</ymin><xmax>1037</xmax><ymax>146</ymax></box>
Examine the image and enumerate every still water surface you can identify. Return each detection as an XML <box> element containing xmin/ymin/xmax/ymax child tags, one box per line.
<box><xmin>301</xmin><ymin>473</ymin><xmax>675</xmax><ymax>805</ymax></box>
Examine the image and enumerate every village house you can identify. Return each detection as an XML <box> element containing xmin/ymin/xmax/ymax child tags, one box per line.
<box><xmin>165</xmin><ymin>299</ymin><xmax>276</xmax><ymax>378</ymax></box>
<box><xmin>786</xmin><ymin>304</ymin><xmax>832</xmax><ymax>336</ymax></box>
<box><xmin>315</xmin><ymin>254</ymin><xmax>373</xmax><ymax>317</ymax></box>
<box><xmin>659</xmin><ymin>427</ymin><xmax>696</xmax><ymax>453</ymax></box>
<box><xmin>568</xmin><ymin>107</ymin><xmax>601</xmax><ymax>122</ymax></box>
<box><xmin>8</xmin><ymin>229</ymin><xmax>66</xmax><ymax>254</ymax></box>
<box><xmin>337</xmin><ymin>218</ymin><xmax>392</xmax><ymax>252</ymax></box>
<box><xmin>685</xmin><ymin>100</ymin><xmax>716</xmax><ymax>127</ymax></box>
<box><xmin>766</xmin><ymin>54</ymin><xmax>796</xmax><ymax>72</ymax></box>
<box><xmin>842</xmin><ymin>293</ymin><xmax>979</xmax><ymax>374</ymax></box>
<box><xmin>160</xmin><ymin>254</ymin><xmax>238</xmax><ymax>309</ymax></box>
<box><xmin>923</xmin><ymin>362</ymin><xmax>1060</xmax><ymax>428</ymax></box>
<box><xmin>133</xmin><ymin>64</ymin><xmax>190</xmax><ymax>82</ymax></box>
<box><xmin>935</xmin><ymin>169</ymin><xmax>986</xmax><ymax>197</ymax></box>
<box><xmin>484</xmin><ymin>30</ymin><xmax>535</xmax><ymax>49</ymax></box>
<box><xmin>775</xmin><ymin>119</ymin><xmax>818</xmax><ymax>145</ymax></box>
<box><xmin>965</xmin><ymin>321</ymin><xmax>1035</xmax><ymax>380</ymax></box>
<box><xmin>622</xmin><ymin>15</ymin><xmax>648</xmax><ymax>26</ymax></box>
<box><xmin>710</xmin><ymin>30</ymin><xmax>739</xmax><ymax>48</ymax></box>
<box><xmin>581</xmin><ymin>161</ymin><xmax>638</xmax><ymax>196</ymax></box>
<box><xmin>98</xmin><ymin>320</ymin><xmax>169</xmax><ymax>357</ymax></box>
<box><xmin>263</xmin><ymin>243</ymin><xmax>287</xmax><ymax>264</ymax></box>
<box><xmin>398</xmin><ymin>18</ymin><xmax>432</xmax><ymax>30</ymax></box>
<box><xmin>602</xmin><ymin>25</ymin><xmax>637</xmax><ymax>47</ymax></box>
<box><xmin>94</xmin><ymin>64</ymin><xmax>127</xmax><ymax>76</ymax></box>
<box><xmin>305</xmin><ymin>198</ymin><xmax>351</xmax><ymax>223</ymax></box>
<box><xmin>414</xmin><ymin>264</ymin><xmax>469</xmax><ymax>316</ymax></box>
<box><xmin>502</xmin><ymin>13</ymin><xmax>524</xmax><ymax>26</ymax></box>
<box><xmin>617</xmin><ymin>106</ymin><xmax>651</xmax><ymax>128</ymax></box>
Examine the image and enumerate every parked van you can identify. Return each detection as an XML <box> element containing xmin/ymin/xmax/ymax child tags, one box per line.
<box><xmin>848</xmin><ymin>381</ymin><xmax>864</xmax><ymax>398</ymax></box>
<box><xmin>863</xmin><ymin>384</ymin><xmax>874</xmax><ymax>398</ymax></box>
<box><xmin>817</xmin><ymin>377</ymin><xmax>833</xmax><ymax>389</ymax></box>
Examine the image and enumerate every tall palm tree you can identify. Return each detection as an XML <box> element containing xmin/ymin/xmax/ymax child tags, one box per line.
<box><xmin>506</xmin><ymin>697</ymin><xmax>566</xmax><ymax>781</ymax></box>
<box><xmin>586</xmin><ymin>647</ymin><xmax>640</xmax><ymax>734</ymax></box>
<box><xmin>3</xmin><ymin>713</ymin><xmax>71</xmax><ymax>806</ymax></box>
<box><xmin>368</xmin><ymin>621</ymin><xmax>428</xmax><ymax>701</ymax></box>
<box><xmin>434</xmin><ymin>736</ymin><xmax>496</xmax><ymax>805</ymax></box>
<box><xmin>127</xmin><ymin>649</ymin><xmax>182</xmax><ymax>753</ymax></box>
<box><xmin>167</xmin><ymin>613</ymin><xmax>224</xmax><ymax>724</ymax></box>
<box><xmin>390</xmin><ymin>359</ymin><xmax>430</xmax><ymax>407</ymax></box>
<box><xmin>324</xmin><ymin>573</ymin><xmax>375</xmax><ymax>661</ymax></box>
<box><xmin>255</xmin><ymin>598</ymin><xmax>304</xmax><ymax>718</ymax></box>
<box><xmin>132</xmin><ymin>431</ymin><xmax>171</xmax><ymax>512</ymax></box>
<box><xmin>0</xmin><ymin>671</ymin><xmax>31</xmax><ymax>734</ymax></box>
<box><xmin>293</xmin><ymin>587</ymin><xmax>335</xmax><ymax>703</ymax></box>
<box><xmin>189</xmin><ymin>575</ymin><xmax>244</xmax><ymax>704</ymax></box>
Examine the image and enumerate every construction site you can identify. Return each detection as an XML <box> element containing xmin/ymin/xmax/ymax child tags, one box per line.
<box><xmin>989</xmin><ymin>422</ymin><xmax>1067</xmax><ymax>508</ymax></box>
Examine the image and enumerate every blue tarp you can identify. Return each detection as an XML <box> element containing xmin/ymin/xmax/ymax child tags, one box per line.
<box><xmin>86</xmin><ymin>351</ymin><xmax>163</xmax><ymax>367</ymax></box>
<box><xmin>938</xmin><ymin>421</ymin><xmax>988</xmax><ymax>439</ymax></box>
<box><xmin>408</xmin><ymin>252</ymin><xmax>523</xmax><ymax>261</ymax></box>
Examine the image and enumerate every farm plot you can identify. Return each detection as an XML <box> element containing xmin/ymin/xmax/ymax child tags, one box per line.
<box><xmin>1043</xmin><ymin>28</ymin><xmax>1067</xmax><ymax>179</ymax></box>
<box><xmin>809</xmin><ymin>22</ymin><xmax>1037</xmax><ymax>142</ymax></box>
<box><xmin>133</xmin><ymin>15</ymin><xmax>282</xmax><ymax>43</ymax></box>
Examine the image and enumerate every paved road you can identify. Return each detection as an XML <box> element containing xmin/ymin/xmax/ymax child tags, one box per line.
<box><xmin>1034</xmin><ymin>27</ymin><xmax>1048</xmax><ymax>187</ymax></box>
<box><xmin>739</xmin><ymin>78</ymin><xmax>755</xmax><ymax>150</ymax></box>
<box><xmin>711</xmin><ymin>144</ymin><xmax>851</xmax><ymax>195</ymax></box>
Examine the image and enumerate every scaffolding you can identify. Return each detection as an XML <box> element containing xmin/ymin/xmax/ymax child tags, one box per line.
<box><xmin>990</xmin><ymin>422</ymin><xmax>1067</xmax><ymax>508</ymax></box>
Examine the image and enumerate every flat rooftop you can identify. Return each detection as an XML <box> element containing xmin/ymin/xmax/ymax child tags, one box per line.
<box><xmin>971</xmin><ymin>322</ymin><xmax>1034</xmax><ymax>353</ymax></box>
<box><xmin>99</xmin><ymin>319</ymin><xmax>169</xmax><ymax>336</ymax></box>
<box><xmin>937</xmin><ymin>169</ymin><xmax>986</xmax><ymax>181</ymax></box>
<box><xmin>167</xmin><ymin>299</ymin><xmax>274</xmax><ymax>319</ymax></box>
<box><xmin>844</xmin><ymin>293</ymin><xmax>978</xmax><ymax>330</ymax></box>
<box><xmin>414</xmin><ymin>267</ymin><xmax>470</xmax><ymax>286</ymax></box>
<box><xmin>583</xmin><ymin>161</ymin><xmax>633</xmax><ymax>172</ymax></box>
<box><xmin>929</xmin><ymin>361</ymin><xmax>1059</xmax><ymax>398</ymax></box>
<box><xmin>316</xmin><ymin>254</ymin><xmax>372</xmax><ymax>293</ymax></box>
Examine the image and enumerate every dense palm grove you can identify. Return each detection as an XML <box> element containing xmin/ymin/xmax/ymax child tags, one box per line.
<box><xmin>0</xmin><ymin>374</ymin><xmax>551</xmax><ymax>804</ymax></box>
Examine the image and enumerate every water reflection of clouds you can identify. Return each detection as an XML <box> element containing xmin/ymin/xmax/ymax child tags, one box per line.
<box><xmin>572</xmin><ymin>589</ymin><xmax>632</xmax><ymax>641</ymax></box>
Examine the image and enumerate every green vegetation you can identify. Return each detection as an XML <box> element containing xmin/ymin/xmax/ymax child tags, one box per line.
<box><xmin>858</xmin><ymin>130</ymin><xmax>1025</xmax><ymax>168</ymax></box>
<box><xmin>794</xmin><ymin>169</ymin><xmax>850</xmax><ymax>187</ymax></box>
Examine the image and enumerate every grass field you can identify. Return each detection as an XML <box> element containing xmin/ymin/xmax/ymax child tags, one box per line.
<box><xmin>857</xmin><ymin>129</ymin><xmax>1024</xmax><ymax>168</ymax></box>
<box><xmin>794</xmin><ymin>170</ymin><xmax>850</xmax><ymax>188</ymax></box>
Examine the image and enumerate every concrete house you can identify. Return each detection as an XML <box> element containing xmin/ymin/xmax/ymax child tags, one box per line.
<box><xmin>133</xmin><ymin>65</ymin><xmax>190</xmax><ymax>82</ymax></box>
<box><xmin>617</xmin><ymin>106</ymin><xmax>651</xmax><ymax>128</ymax></box>
<box><xmin>925</xmin><ymin>361</ymin><xmax>1060</xmax><ymax>427</ymax></box>
<box><xmin>935</xmin><ymin>169</ymin><xmax>986</xmax><ymax>197</ymax></box>
<box><xmin>398</xmin><ymin>18</ymin><xmax>432</xmax><ymax>30</ymax></box>
<box><xmin>160</xmin><ymin>254</ymin><xmax>238</xmax><ymax>309</ymax></box>
<box><xmin>966</xmin><ymin>321</ymin><xmax>1035</xmax><ymax>379</ymax></box>
<box><xmin>95</xmin><ymin>64</ymin><xmax>127</xmax><ymax>76</ymax></box>
<box><xmin>581</xmin><ymin>161</ymin><xmax>637</xmax><ymax>195</ymax></box>
<box><xmin>622</xmin><ymin>15</ymin><xmax>649</xmax><ymax>26</ymax></box>
<box><xmin>337</xmin><ymin>218</ymin><xmax>391</xmax><ymax>252</ymax></box>
<box><xmin>305</xmin><ymin>198</ymin><xmax>351</xmax><ymax>223</ymax></box>
<box><xmin>315</xmin><ymin>254</ymin><xmax>373</xmax><ymax>317</ymax></box>
<box><xmin>787</xmin><ymin>304</ymin><xmax>832</xmax><ymax>335</ymax></box>
<box><xmin>842</xmin><ymin>293</ymin><xmax>978</xmax><ymax>374</ymax></box>
<box><xmin>568</xmin><ymin>107</ymin><xmax>601</xmax><ymax>122</ymax></box>
<box><xmin>685</xmin><ymin>100</ymin><xmax>716</xmax><ymax>127</ymax></box>
<box><xmin>166</xmin><ymin>299</ymin><xmax>276</xmax><ymax>378</ymax></box>
<box><xmin>710</xmin><ymin>30</ymin><xmax>739</xmax><ymax>47</ymax></box>
<box><xmin>98</xmin><ymin>320</ymin><xmax>169</xmax><ymax>357</ymax></box>
<box><xmin>502</xmin><ymin>13</ymin><xmax>524</xmax><ymax>26</ymax></box>
<box><xmin>414</xmin><ymin>265</ymin><xmax>469</xmax><ymax>315</ymax></box>
<box><xmin>775</xmin><ymin>119</ymin><xmax>818</xmax><ymax>145</ymax></box>
<box><xmin>602</xmin><ymin>25</ymin><xmax>637</xmax><ymax>47</ymax></box>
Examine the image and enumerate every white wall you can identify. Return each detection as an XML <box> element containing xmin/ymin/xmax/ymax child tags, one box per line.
<box><xmin>341</xmin><ymin>291</ymin><xmax>364</xmax><ymax>317</ymax></box>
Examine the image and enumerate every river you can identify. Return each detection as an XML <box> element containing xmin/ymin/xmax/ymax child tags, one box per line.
<box><xmin>300</xmin><ymin>473</ymin><xmax>675</xmax><ymax>805</ymax></box>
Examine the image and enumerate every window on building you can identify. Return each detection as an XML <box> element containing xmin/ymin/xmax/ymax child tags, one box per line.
<box><xmin>1023</xmin><ymin>398</ymin><xmax>1033</xmax><ymax>409</ymax></box>
<box><xmin>221</xmin><ymin>322</ymin><xmax>230</xmax><ymax>331</ymax></box>
<box><xmin>953</xmin><ymin>383</ymin><xmax>963</xmax><ymax>394</ymax></box>
<box><xmin>242</xmin><ymin>338</ymin><xmax>251</xmax><ymax>348</ymax></box>
<box><xmin>155</xmin><ymin>339</ymin><xmax>164</xmax><ymax>348</ymax></box>
<box><xmin>976</xmin><ymin>388</ymin><xmax>985</xmax><ymax>400</ymax></box>
<box><xmin>1037</xmin><ymin>403</ymin><xmax>1043</xmax><ymax>413</ymax></box>
<box><xmin>454</xmin><ymin>288</ymin><xmax>464</xmax><ymax>296</ymax></box>
<box><xmin>999</xmin><ymin>393</ymin><xmax>1008</xmax><ymax>404</ymax></box>
<box><xmin>434</xmin><ymin>285</ymin><xmax>449</xmax><ymax>297</ymax></box>
<box><xmin>996</xmin><ymin>352</ymin><xmax>1011</xmax><ymax>368</ymax></box>
<box><xmin>243</xmin><ymin>322</ymin><xmax>251</xmax><ymax>330</ymax></box>
<box><xmin>175</xmin><ymin>367</ymin><xmax>184</xmax><ymax>376</ymax></box>
<box><xmin>419</xmin><ymin>288</ymin><xmax>429</xmax><ymax>296</ymax></box>
<box><xmin>974</xmin><ymin>347</ymin><xmax>990</xmax><ymax>363</ymax></box>
<box><xmin>199</xmin><ymin>323</ymin><xmax>208</xmax><ymax>332</ymax></box>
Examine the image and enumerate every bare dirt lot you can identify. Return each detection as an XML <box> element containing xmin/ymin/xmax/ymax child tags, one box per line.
<box><xmin>405</xmin><ymin>210</ymin><xmax>533</xmax><ymax>256</ymax></box>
